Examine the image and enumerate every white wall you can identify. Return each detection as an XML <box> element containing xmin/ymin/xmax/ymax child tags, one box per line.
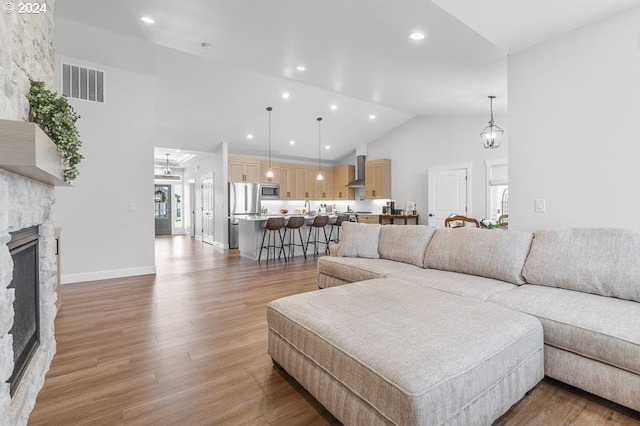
<box><xmin>365</xmin><ymin>115</ymin><xmax>508</xmax><ymax>222</ymax></box>
<box><xmin>53</xmin><ymin>54</ymin><xmax>157</xmax><ymax>283</ymax></box>
<box><xmin>508</xmin><ymin>6</ymin><xmax>640</xmax><ymax>231</ymax></box>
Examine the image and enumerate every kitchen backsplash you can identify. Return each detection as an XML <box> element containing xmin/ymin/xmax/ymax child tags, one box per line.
<box><xmin>260</xmin><ymin>199</ymin><xmax>392</xmax><ymax>215</ymax></box>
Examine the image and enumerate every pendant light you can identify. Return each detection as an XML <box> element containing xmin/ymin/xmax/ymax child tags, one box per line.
<box><xmin>164</xmin><ymin>153</ymin><xmax>171</xmax><ymax>175</ymax></box>
<box><xmin>316</xmin><ymin>117</ymin><xmax>324</xmax><ymax>181</ymax></box>
<box><xmin>265</xmin><ymin>106</ymin><xmax>275</xmax><ymax>179</ymax></box>
<box><xmin>480</xmin><ymin>96</ymin><xmax>504</xmax><ymax>149</ymax></box>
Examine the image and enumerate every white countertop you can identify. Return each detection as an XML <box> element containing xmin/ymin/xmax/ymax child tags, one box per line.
<box><xmin>232</xmin><ymin>213</ymin><xmax>340</xmax><ymax>222</ymax></box>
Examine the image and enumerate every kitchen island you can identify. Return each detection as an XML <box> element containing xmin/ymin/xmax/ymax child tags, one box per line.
<box><xmin>233</xmin><ymin>214</ymin><xmax>339</xmax><ymax>260</ymax></box>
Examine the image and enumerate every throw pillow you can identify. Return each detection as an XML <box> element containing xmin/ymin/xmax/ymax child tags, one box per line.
<box><xmin>338</xmin><ymin>222</ymin><xmax>382</xmax><ymax>259</ymax></box>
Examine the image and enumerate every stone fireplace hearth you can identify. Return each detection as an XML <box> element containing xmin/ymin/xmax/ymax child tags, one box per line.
<box><xmin>0</xmin><ymin>169</ymin><xmax>58</xmax><ymax>426</ymax></box>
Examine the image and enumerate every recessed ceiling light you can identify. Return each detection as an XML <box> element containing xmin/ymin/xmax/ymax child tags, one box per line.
<box><xmin>247</xmin><ymin>134</ymin><xmax>254</xmax><ymax>140</ymax></box>
<box><xmin>295</xmin><ymin>65</ymin><xmax>306</xmax><ymax>71</ymax></box>
<box><xmin>200</xmin><ymin>42</ymin><xmax>212</xmax><ymax>49</ymax></box>
<box><xmin>281</xmin><ymin>92</ymin><xmax>290</xmax><ymax>99</ymax></box>
<box><xmin>140</xmin><ymin>16</ymin><xmax>155</xmax><ymax>24</ymax></box>
<box><xmin>325</xmin><ymin>145</ymin><xmax>331</xmax><ymax>150</ymax></box>
<box><xmin>330</xmin><ymin>104</ymin><xmax>337</xmax><ymax>111</ymax></box>
<box><xmin>369</xmin><ymin>114</ymin><xmax>376</xmax><ymax>120</ymax></box>
<box><xmin>175</xmin><ymin>149</ymin><xmax>181</xmax><ymax>153</ymax></box>
<box><xmin>409</xmin><ymin>32</ymin><xmax>426</xmax><ymax>41</ymax></box>
<box><xmin>289</xmin><ymin>140</ymin><xmax>296</xmax><ymax>145</ymax></box>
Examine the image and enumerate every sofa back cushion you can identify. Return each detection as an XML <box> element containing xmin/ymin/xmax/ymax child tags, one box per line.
<box><xmin>424</xmin><ymin>228</ymin><xmax>534</xmax><ymax>285</ymax></box>
<box><xmin>337</xmin><ymin>222</ymin><xmax>382</xmax><ymax>259</ymax></box>
<box><xmin>378</xmin><ymin>225</ymin><xmax>436</xmax><ymax>267</ymax></box>
<box><xmin>523</xmin><ymin>228</ymin><xmax>640</xmax><ymax>302</ymax></box>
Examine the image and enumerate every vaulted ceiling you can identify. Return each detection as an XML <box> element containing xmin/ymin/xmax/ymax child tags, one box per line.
<box><xmin>55</xmin><ymin>0</ymin><xmax>640</xmax><ymax>162</ymax></box>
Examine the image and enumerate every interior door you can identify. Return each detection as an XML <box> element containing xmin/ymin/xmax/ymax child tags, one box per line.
<box><xmin>154</xmin><ymin>185</ymin><xmax>172</xmax><ymax>235</ymax></box>
<box><xmin>201</xmin><ymin>174</ymin><xmax>214</xmax><ymax>245</ymax></box>
<box><xmin>427</xmin><ymin>167</ymin><xmax>468</xmax><ymax>227</ymax></box>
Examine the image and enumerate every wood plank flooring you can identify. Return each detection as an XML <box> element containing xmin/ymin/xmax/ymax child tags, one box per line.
<box><xmin>29</xmin><ymin>236</ymin><xmax>640</xmax><ymax>425</ymax></box>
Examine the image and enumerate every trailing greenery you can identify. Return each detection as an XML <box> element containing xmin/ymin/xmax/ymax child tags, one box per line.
<box><xmin>26</xmin><ymin>80</ymin><xmax>83</xmax><ymax>182</ymax></box>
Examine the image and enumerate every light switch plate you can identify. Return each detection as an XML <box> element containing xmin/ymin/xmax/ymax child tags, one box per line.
<box><xmin>128</xmin><ymin>202</ymin><xmax>136</xmax><ymax>212</ymax></box>
<box><xmin>534</xmin><ymin>199</ymin><xmax>546</xmax><ymax>212</ymax></box>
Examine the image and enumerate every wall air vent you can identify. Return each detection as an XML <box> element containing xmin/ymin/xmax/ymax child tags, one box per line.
<box><xmin>61</xmin><ymin>63</ymin><xmax>105</xmax><ymax>103</ymax></box>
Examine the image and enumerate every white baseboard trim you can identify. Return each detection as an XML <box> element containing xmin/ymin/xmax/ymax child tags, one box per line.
<box><xmin>61</xmin><ymin>265</ymin><xmax>157</xmax><ymax>284</ymax></box>
<box><xmin>213</xmin><ymin>241</ymin><xmax>225</xmax><ymax>249</ymax></box>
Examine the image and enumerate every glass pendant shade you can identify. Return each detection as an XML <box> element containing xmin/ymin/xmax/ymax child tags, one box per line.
<box><xmin>480</xmin><ymin>96</ymin><xmax>503</xmax><ymax>149</ymax></box>
<box><xmin>266</xmin><ymin>168</ymin><xmax>274</xmax><ymax>179</ymax></box>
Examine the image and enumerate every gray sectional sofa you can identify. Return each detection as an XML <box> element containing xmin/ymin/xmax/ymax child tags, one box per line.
<box><xmin>267</xmin><ymin>223</ymin><xmax>640</xmax><ymax>425</ymax></box>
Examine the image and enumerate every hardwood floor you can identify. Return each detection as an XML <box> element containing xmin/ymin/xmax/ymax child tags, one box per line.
<box><xmin>30</xmin><ymin>236</ymin><xmax>640</xmax><ymax>425</ymax></box>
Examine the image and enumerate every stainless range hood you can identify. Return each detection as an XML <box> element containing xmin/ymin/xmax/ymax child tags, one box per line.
<box><xmin>346</xmin><ymin>155</ymin><xmax>366</xmax><ymax>188</ymax></box>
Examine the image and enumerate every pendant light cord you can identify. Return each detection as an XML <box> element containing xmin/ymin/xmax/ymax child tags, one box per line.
<box><xmin>267</xmin><ymin>106</ymin><xmax>272</xmax><ymax>170</ymax></box>
<box><xmin>317</xmin><ymin>117</ymin><xmax>322</xmax><ymax>173</ymax></box>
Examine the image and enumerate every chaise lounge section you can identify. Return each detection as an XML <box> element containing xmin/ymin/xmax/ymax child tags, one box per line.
<box><xmin>268</xmin><ymin>223</ymin><xmax>640</xmax><ymax>424</ymax></box>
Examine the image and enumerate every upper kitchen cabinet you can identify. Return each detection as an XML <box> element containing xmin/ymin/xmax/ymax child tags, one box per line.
<box><xmin>365</xmin><ymin>158</ymin><xmax>391</xmax><ymax>199</ymax></box>
<box><xmin>332</xmin><ymin>164</ymin><xmax>355</xmax><ymax>200</ymax></box>
<box><xmin>316</xmin><ymin>168</ymin><xmax>333</xmax><ymax>200</ymax></box>
<box><xmin>295</xmin><ymin>167</ymin><xmax>317</xmax><ymax>199</ymax></box>
<box><xmin>228</xmin><ymin>156</ymin><xmax>260</xmax><ymax>183</ymax></box>
<box><xmin>259</xmin><ymin>163</ymin><xmax>281</xmax><ymax>183</ymax></box>
<box><xmin>281</xmin><ymin>168</ymin><xmax>297</xmax><ymax>199</ymax></box>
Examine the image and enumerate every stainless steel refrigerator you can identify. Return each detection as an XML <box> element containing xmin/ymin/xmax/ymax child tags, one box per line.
<box><xmin>228</xmin><ymin>182</ymin><xmax>260</xmax><ymax>249</ymax></box>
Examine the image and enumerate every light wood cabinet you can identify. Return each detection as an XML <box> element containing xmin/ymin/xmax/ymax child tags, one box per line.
<box><xmin>316</xmin><ymin>169</ymin><xmax>333</xmax><ymax>200</ymax></box>
<box><xmin>295</xmin><ymin>168</ymin><xmax>316</xmax><ymax>199</ymax></box>
<box><xmin>259</xmin><ymin>163</ymin><xmax>281</xmax><ymax>183</ymax></box>
<box><xmin>228</xmin><ymin>156</ymin><xmax>347</xmax><ymax>200</ymax></box>
<box><xmin>357</xmin><ymin>214</ymin><xmax>379</xmax><ymax>224</ymax></box>
<box><xmin>281</xmin><ymin>168</ymin><xmax>297</xmax><ymax>199</ymax></box>
<box><xmin>365</xmin><ymin>158</ymin><xmax>391</xmax><ymax>199</ymax></box>
<box><xmin>228</xmin><ymin>156</ymin><xmax>260</xmax><ymax>183</ymax></box>
<box><xmin>332</xmin><ymin>164</ymin><xmax>355</xmax><ymax>200</ymax></box>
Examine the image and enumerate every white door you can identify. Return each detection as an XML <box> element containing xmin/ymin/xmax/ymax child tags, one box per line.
<box><xmin>427</xmin><ymin>167</ymin><xmax>469</xmax><ymax>227</ymax></box>
<box><xmin>201</xmin><ymin>173</ymin><xmax>214</xmax><ymax>245</ymax></box>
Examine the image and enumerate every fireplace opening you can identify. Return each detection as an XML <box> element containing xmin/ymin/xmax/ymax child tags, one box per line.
<box><xmin>6</xmin><ymin>226</ymin><xmax>40</xmax><ymax>397</ymax></box>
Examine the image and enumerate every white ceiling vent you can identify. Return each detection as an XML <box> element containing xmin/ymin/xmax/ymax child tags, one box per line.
<box><xmin>61</xmin><ymin>63</ymin><xmax>105</xmax><ymax>103</ymax></box>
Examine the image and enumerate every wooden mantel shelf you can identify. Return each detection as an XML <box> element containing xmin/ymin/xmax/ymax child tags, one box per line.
<box><xmin>0</xmin><ymin>119</ymin><xmax>68</xmax><ymax>186</ymax></box>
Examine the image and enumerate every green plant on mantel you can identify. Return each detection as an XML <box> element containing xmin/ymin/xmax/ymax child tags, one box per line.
<box><xmin>26</xmin><ymin>80</ymin><xmax>84</xmax><ymax>182</ymax></box>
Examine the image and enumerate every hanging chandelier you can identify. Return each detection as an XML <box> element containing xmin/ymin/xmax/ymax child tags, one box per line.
<box><xmin>265</xmin><ymin>106</ymin><xmax>274</xmax><ymax>179</ymax></box>
<box><xmin>316</xmin><ymin>117</ymin><xmax>324</xmax><ymax>181</ymax></box>
<box><xmin>163</xmin><ymin>153</ymin><xmax>171</xmax><ymax>175</ymax></box>
<box><xmin>480</xmin><ymin>96</ymin><xmax>504</xmax><ymax>149</ymax></box>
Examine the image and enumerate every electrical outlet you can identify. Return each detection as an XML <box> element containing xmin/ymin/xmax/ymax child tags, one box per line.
<box><xmin>128</xmin><ymin>202</ymin><xmax>136</xmax><ymax>212</ymax></box>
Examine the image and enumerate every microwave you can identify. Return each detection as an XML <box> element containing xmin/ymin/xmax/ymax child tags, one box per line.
<box><xmin>259</xmin><ymin>183</ymin><xmax>280</xmax><ymax>200</ymax></box>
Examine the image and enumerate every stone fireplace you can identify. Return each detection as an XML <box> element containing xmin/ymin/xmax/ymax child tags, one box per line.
<box><xmin>1</xmin><ymin>2</ymin><xmax>58</xmax><ymax>423</ymax></box>
<box><xmin>0</xmin><ymin>170</ymin><xmax>58</xmax><ymax>425</ymax></box>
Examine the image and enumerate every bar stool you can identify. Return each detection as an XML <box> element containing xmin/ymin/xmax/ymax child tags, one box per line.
<box><xmin>306</xmin><ymin>215</ymin><xmax>330</xmax><ymax>256</ymax></box>
<box><xmin>328</xmin><ymin>214</ymin><xmax>350</xmax><ymax>245</ymax></box>
<box><xmin>282</xmin><ymin>216</ymin><xmax>307</xmax><ymax>260</ymax></box>
<box><xmin>258</xmin><ymin>217</ymin><xmax>286</xmax><ymax>264</ymax></box>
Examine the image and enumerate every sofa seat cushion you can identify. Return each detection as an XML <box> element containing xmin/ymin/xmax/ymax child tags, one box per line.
<box><xmin>488</xmin><ymin>285</ymin><xmax>640</xmax><ymax>375</ymax></box>
<box><xmin>523</xmin><ymin>228</ymin><xmax>640</xmax><ymax>302</ymax></box>
<box><xmin>378</xmin><ymin>225</ymin><xmax>436</xmax><ymax>267</ymax></box>
<box><xmin>391</xmin><ymin>268</ymin><xmax>517</xmax><ymax>301</ymax></box>
<box><xmin>317</xmin><ymin>256</ymin><xmax>419</xmax><ymax>284</ymax></box>
<box><xmin>267</xmin><ymin>279</ymin><xmax>544</xmax><ymax>426</ymax></box>
<box><xmin>424</xmin><ymin>228</ymin><xmax>534</xmax><ymax>285</ymax></box>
